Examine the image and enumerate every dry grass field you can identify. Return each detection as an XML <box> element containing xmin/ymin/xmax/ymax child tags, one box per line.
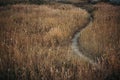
<box><xmin>0</xmin><ymin>3</ymin><xmax>100</xmax><ymax>80</ymax></box>
<box><xmin>0</xmin><ymin>1</ymin><xmax>119</xmax><ymax>80</ymax></box>
<box><xmin>79</xmin><ymin>2</ymin><xmax>120</xmax><ymax>79</ymax></box>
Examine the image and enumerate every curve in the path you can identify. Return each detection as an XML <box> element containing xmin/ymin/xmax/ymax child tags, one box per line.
<box><xmin>71</xmin><ymin>8</ymin><xmax>98</xmax><ymax>67</ymax></box>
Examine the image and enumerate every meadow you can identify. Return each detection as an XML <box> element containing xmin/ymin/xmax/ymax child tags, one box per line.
<box><xmin>0</xmin><ymin>3</ymin><xmax>96</xmax><ymax>80</ymax></box>
<box><xmin>79</xmin><ymin>2</ymin><xmax>120</xmax><ymax>79</ymax></box>
<box><xmin>0</xmin><ymin>1</ymin><xmax>119</xmax><ymax>80</ymax></box>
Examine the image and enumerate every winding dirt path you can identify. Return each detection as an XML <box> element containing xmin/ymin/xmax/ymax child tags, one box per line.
<box><xmin>71</xmin><ymin>8</ymin><xmax>99</xmax><ymax>67</ymax></box>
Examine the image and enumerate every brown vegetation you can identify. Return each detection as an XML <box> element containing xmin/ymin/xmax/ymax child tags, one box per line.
<box><xmin>79</xmin><ymin>3</ymin><xmax>120</xmax><ymax>79</ymax></box>
<box><xmin>0</xmin><ymin>2</ymin><xmax>119</xmax><ymax>80</ymax></box>
<box><xmin>0</xmin><ymin>3</ymin><xmax>100</xmax><ymax>80</ymax></box>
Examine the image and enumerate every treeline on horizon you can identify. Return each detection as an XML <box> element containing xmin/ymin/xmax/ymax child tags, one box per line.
<box><xmin>0</xmin><ymin>0</ymin><xmax>49</xmax><ymax>6</ymax></box>
<box><xmin>0</xmin><ymin>0</ymin><xmax>113</xmax><ymax>6</ymax></box>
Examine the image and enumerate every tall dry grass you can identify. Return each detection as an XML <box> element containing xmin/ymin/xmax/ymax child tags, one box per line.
<box><xmin>0</xmin><ymin>3</ymin><xmax>103</xmax><ymax>80</ymax></box>
<box><xmin>0</xmin><ymin>2</ymin><xmax>118</xmax><ymax>80</ymax></box>
<box><xmin>79</xmin><ymin>3</ymin><xmax>120</xmax><ymax>55</ymax></box>
<box><xmin>79</xmin><ymin>3</ymin><xmax>120</xmax><ymax>79</ymax></box>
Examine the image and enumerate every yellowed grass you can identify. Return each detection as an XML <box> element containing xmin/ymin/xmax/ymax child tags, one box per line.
<box><xmin>79</xmin><ymin>3</ymin><xmax>120</xmax><ymax>76</ymax></box>
<box><xmin>0</xmin><ymin>2</ymin><xmax>119</xmax><ymax>80</ymax></box>
<box><xmin>0</xmin><ymin>4</ymin><xmax>102</xmax><ymax>80</ymax></box>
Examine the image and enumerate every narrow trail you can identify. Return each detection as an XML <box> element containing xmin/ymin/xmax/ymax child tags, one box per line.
<box><xmin>71</xmin><ymin>8</ymin><xmax>99</xmax><ymax>67</ymax></box>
